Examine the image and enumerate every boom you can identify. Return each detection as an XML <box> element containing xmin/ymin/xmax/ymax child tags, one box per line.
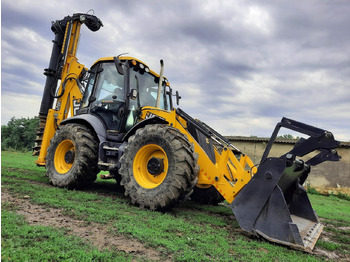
<box><xmin>34</xmin><ymin>13</ymin><xmax>103</xmax><ymax>165</ymax></box>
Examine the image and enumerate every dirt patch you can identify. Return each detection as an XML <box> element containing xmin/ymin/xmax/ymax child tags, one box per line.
<box><xmin>313</xmin><ymin>187</ymin><xmax>350</xmax><ymax>197</ymax></box>
<box><xmin>313</xmin><ymin>248</ymin><xmax>339</xmax><ymax>260</ymax></box>
<box><xmin>1</xmin><ymin>190</ymin><xmax>169</xmax><ymax>261</ymax></box>
<box><xmin>2</xmin><ymin>178</ymin><xmax>348</xmax><ymax>261</ymax></box>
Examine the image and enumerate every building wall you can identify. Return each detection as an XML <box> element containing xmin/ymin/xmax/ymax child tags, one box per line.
<box><xmin>227</xmin><ymin>137</ymin><xmax>350</xmax><ymax>188</ymax></box>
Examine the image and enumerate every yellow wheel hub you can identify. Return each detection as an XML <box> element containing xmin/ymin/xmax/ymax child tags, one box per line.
<box><xmin>54</xmin><ymin>139</ymin><xmax>75</xmax><ymax>174</ymax></box>
<box><xmin>195</xmin><ymin>184</ymin><xmax>212</xmax><ymax>189</ymax></box>
<box><xmin>133</xmin><ymin>144</ymin><xmax>168</xmax><ymax>189</ymax></box>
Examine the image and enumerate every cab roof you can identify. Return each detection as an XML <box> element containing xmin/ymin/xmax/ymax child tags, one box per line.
<box><xmin>92</xmin><ymin>56</ymin><xmax>169</xmax><ymax>83</ymax></box>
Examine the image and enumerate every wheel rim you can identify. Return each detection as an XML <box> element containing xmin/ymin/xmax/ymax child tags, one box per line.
<box><xmin>195</xmin><ymin>184</ymin><xmax>212</xmax><ymax>189</ymax></box>
<box><xmin>54</xmin><ymin>139</ymin><xmax>75</xmax><ymax>174</ymax></box>
<box><xmin>133</xmin><ymin>144</ymin><xmax>168</xmax><ymax>189</ymax></box>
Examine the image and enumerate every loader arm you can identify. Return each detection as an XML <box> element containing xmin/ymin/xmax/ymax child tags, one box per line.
<box><xmin>139</xmin><ymin>107</ymin><xmax>257</xmax><ymax>203</ymax></box>
<box><xmin>34</xmin><ymin>13</ymin><xmax>103</xmax><ymax>165</ymax></box>
<box><xmin>139</xmin><ymin>107</ymin><xmax>340</xmax><ymax>251</ymax></box>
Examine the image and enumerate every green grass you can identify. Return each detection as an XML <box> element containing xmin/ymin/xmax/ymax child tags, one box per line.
<box><xmin>316</xmin><ymin>240</ymin><xmax>341</xmax><ymax>251</ymax></box>
<box><xmin>309</xmin><ymin>194</ymin><xmax>350</xmax><ymax>226</ymax></box>
<box><xmin>2</xmin><ymin>151</ymin><xmax>350</xmax><ymax>261</ymax></box>
<box><xmin>1</xmin><ymin>210</ymin><xmax>130</xmax><ymax>261</ymax></box>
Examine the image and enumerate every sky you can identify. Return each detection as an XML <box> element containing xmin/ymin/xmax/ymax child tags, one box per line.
<box><xmin>1</xmin><ymin>0</ymin><xmax>350</xmax><ymax>141</ymax></box>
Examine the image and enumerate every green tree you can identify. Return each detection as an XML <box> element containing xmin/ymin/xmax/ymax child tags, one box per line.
<box><xmin>1</xmin><ymin>116</ymin><xmax>39</xmax><ymax>151</ymax></box>
<box><xmin>278</xmin><ymin>134</ymin><xmax>300</xmax><ymax>140</ymax></box>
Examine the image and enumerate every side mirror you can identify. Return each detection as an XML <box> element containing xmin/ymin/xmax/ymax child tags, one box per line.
<box><xmin>129</xmin><ymin>89</ymin><xmax>138</xmax><ymax>100</ymax></box>
<box><xmin>176</xmin><ymin>91</ymin><xmax>181</xmax><ymax>105</ymax></box>
<box><xmin>89</xmin><ymin>95</ymin><xmax>96</xmax><ymax>103</ymax></box>
<box><xmin>113</xmin><ymin>56</ymin><xmax>124</xmax><ymax>75</ymax></box>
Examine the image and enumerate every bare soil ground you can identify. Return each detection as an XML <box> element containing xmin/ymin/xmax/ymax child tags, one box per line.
<box><xmin>2</xmin><ymin>183</ymin><xmax>348</xmax><ymax>261</ymax></box>
<box><xmin>1</xmin><ymin>189</ymin><xmax>169</xmax><ymax>261</ymax></box>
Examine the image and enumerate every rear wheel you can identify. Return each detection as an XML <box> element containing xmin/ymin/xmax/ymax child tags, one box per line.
<box><xmin>119</xmin><ymin>124</ymin><xmax>198</xmax><ymax>210</ymax></box>
<box><xmin>46</xmin><ymin>124</ymin><xmax>99</xmax><ymax>188</ymax></box>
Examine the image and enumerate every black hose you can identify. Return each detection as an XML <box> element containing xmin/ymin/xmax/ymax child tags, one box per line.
<box><xmin>51</xmin><ymin>73</ymin><xmax>78</xmax><ymax>99</ymax></box>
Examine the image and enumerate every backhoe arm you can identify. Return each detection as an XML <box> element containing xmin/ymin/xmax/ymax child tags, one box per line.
<box><xmin>34</xmin><ymin>13</ymin><xmax>103</xmax><ymax>165</ymax></box>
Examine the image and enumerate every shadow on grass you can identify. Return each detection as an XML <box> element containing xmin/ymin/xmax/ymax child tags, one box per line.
<box><xmin>80</xmin><ymin>178</ymin><xmax>126</xmax><ymax>199</ymax></box>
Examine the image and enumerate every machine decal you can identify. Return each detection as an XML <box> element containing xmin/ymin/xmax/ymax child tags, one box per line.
<box><xmin>73</xmin><ymin>99</ymin><xmax>81</xmax><ymax>115</ymax></box>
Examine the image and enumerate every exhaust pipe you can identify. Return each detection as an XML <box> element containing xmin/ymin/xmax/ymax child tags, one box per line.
<box><xmin>155</xmin><ymin>59</ymin><xmax>164</xmax><ymax>108</ymax></box>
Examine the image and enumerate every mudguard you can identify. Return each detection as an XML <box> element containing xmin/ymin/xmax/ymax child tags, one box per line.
<box><xmin>122</xmin><ymin>115</ymin><xmax>168</xmax><ymax>142</ymax></box>
<box><xmin>60</xmin><ymin>114</ymin><xmax>107</xmax><ymax>143</ymax></box>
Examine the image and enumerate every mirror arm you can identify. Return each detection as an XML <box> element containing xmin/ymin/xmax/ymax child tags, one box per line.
<box><xmin>113</xmin><ymin>56</ymin><xmax>124</xmax><ymax>75</ymax></box>
<box><xmin>176</xmin><ymin>91</ymin><xmax>181</xmax><ymax>105</ymax></box>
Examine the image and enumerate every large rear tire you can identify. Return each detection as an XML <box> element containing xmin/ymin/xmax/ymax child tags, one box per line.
<box><xmin>119</xmin><ymin>124</ymin><xmax>198</xmax><ymax>210</ymax></box>
<box><xmin>46</xmin><ymin>124</ymin><xmax>99</xmax><ymax>188</ymax></box>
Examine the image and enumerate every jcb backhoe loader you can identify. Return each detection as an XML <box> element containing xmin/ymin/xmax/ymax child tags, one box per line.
<box><xmin>34</xmin><ymin>12</ymin><xmax>341</xmax><ymax>252</ymax></box>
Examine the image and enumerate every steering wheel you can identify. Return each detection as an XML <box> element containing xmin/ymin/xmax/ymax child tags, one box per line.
<box><xmin>93</xmin><ymin>100</ymin><xmax>125</xmax><ymax>117</ymax></box>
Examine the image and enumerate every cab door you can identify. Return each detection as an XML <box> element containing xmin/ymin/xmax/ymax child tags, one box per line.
<box><xmin>82</xmin><ymin>62</ymin><xmax>126</xmax><ymax>132</ymax></box>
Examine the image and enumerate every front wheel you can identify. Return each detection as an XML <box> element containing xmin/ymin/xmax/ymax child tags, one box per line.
<box><xmin>119</xmin><ymin>124</ymin><xmax>199</xmax><ymax>210</ymax></box>
<box><xmin>46</xmin><ymin>124</ymin><xmax>99</xmax><ymax>188</ymax></box>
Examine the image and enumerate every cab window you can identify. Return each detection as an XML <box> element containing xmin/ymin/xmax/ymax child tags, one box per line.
<box><xmin>93</xmin><ymin>63</ymin><xmax>124</xmax><ymax>104</ymax></box>
<box><xmin>129</xmin><ymin>69</ymin><xmax>169</xmax><ymax>111</ymax></box>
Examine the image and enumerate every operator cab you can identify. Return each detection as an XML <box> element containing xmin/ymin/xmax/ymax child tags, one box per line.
<box><xmin>80</xmin><ymin>57</ymin><xmax>173</xmax><ymax>134</ymax></box>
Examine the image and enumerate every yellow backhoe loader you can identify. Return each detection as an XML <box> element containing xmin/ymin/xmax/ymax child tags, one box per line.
<box><xmin>34</xmin><ymin>12</ymin><xmax>341</xmax><ymax>252</ymax></box>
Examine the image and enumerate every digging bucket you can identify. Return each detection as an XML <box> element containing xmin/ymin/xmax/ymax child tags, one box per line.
<box><xmin>231</xmin><ymin>117</ymin><xmax>341</xmax><ymax>251</ymax></box>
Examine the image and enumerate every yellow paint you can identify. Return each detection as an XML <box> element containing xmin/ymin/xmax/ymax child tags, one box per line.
<box><xmin>133</xmin><ymin>144</ymin><xmax>169</xmax><ymax>189</ymax></box>
<box><xmin>54</xmin><ymin>139</ymin><xmax>75</xmax><ymax>174</ymax></box>
<box><xmin>92</xmin><ymin>56</ymin><xmax>169</xmax><ymax>84</ymax></box>
<box><xmin>61</xmin><ymin>21</ymin><xmax>70</xmax><ymax>54</ymax></box>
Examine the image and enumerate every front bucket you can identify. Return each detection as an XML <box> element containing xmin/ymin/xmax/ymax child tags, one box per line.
<box><xmin>231</xmin><ymin>157</ymin><xmax>323</xmax><ymax>251</ymax></box>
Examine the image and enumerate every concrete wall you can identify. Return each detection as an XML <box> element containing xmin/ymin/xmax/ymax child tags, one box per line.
<box><xmin>226</xmin><ymin>136</ymin><xmax>350</xmax><ymax>188</ymax></box>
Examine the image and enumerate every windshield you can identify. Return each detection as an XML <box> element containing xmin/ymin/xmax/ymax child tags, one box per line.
<box><xmin>129</xmin><ymin>69</ymin><xmax>169</xmax><ymax>111</ymax></box>
<box><xmin>93</xmin><ymin>63</ymin><xmax>125</xmax><ymax>103</ymax></box>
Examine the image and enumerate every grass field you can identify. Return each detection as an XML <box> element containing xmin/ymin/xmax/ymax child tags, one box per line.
<box><xmin>1</xmin><ymin>151</ymin><xmax>350</xmax><ymax>261</ymax></box>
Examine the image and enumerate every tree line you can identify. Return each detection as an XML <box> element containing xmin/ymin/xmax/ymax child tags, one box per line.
<box><xmin>1</xmin><ymin>117</ymin><xmax>39</xmax><ymax>151</ymax></box>
<box><xmin>1</xmin><ymin>116</ymin><xmax>302</xmax><ymax>152</ymax></box>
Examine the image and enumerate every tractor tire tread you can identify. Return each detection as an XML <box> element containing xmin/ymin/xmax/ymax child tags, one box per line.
<box><xmin>46</xmin><ymin>123</ymin><xmax>99</xmax><ymax>188</ymax></box>
<box><xmin>119</xmin><ymin>124</ymin><xmax>199</xmax><ymax>210</ymax></box>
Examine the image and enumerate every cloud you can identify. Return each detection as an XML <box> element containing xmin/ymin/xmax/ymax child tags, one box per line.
<box><xmin>1</xmin><ymin>0</ymin><xmax>350</xmax><ymax>142</ymax></box>
<box><xmin>1</xmin><ymin>92</ymin><xmax>41</xmax><ymax>125</ymax></box>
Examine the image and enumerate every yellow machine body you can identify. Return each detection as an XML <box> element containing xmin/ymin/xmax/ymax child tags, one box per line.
<box><xmin>35</xmin><ymin>13</ymin><xmax>341</xmax><ymax>252</ymax></box>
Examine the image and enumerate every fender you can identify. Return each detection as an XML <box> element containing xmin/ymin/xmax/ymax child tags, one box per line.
<box><xmin>122</xmin><ymin>116</ymin><xmax>168</xmax><ymax>142</ymax></box>
<box><xmin>60</xmin><ymin>114</ymin><xmax>107</xmax><ymax>143</ymax></box>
